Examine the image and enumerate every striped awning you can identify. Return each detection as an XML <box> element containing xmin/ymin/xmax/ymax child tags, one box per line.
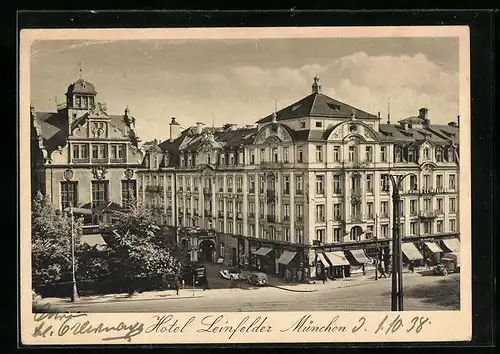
<box><xmin>348</xmin><ymin>249</ymin><xmax>371</xmax><ymax>264</ymax></box>
<box><xmin>325</xmin><ymin>251</ymin><xmax>350</xmax><ymax>266</ymax></box>
<box><xmin>277</xmin><ymin>251</ymin><xmax>297</xmax><ymax>265</ymax></box>
<box><xmin>401</xmin><ymin>243</ymin><xmax>424</xmax><ymax>261</ymax></box>
<box><xmin>253</xmin><ymin>247</ymin><xmax>273</xmax><ymax>256</ymax></box>
<box><xmin>442</xmin><ymin>238</ymin><xmax>460</xmax><ymax>253</ymax></box>
<box><xmin>316</xmin><ymin>253</ymin><xmax>330</xmax><ymax>267</ymax></box>
<box><xmin>424</xmin><ymin>242</ymin><xmax>443</xmax><ymax>254</ymax></box>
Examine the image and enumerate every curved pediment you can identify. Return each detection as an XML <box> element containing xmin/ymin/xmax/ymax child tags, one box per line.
<box><xmin>254</xmin><ymin>123</ymin><xmax>293</xmax><ymax>145</ymax></box>
<box><xmin>328</xmin><ymin>121</ymin><xmax>380</xmax><ymax>142</ymax></box>
<box><xmin>420</xmin><ymin>162</ymin><xmax>438</xmax><ymax>171</ymax></box>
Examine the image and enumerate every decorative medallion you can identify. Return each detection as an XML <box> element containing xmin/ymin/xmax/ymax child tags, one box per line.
<box><xmin>63</xmin><ymin>169</ymin><xmax>74</xmax><ymax>181</ymax></box>
<box><xmin>124</xmin><ymin>169</ymin><xmax>134</xmax><ymax>180</ymax></box>
<box><xmin>349</xmin><ymin>124</ymin><xmax>358</xmax><ymax>133</ymax></box>
<box><xmin>91</xmin><ymin>166</ymin><xmax>108</xmax><ymax>180</ymax></box>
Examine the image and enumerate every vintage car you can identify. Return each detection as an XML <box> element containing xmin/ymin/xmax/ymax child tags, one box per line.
<box><xmin>246</xmin><ymin>272</ymin><xmax>268</xmax><ymax>286</ymax></box>
<box><xmin>433</xmin><ymin>252</ymin><xmax>460</xmax><ymax>276</ymax></box>
<box><xmin>219</xmin><ymin>268</ymin><xmax>242</xmax><ymax>280</ymax></box>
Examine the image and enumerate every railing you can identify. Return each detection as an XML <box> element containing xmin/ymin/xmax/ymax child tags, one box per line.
<box><xmin>186</xmin><ymin>187</ymin><xmax>191</xmax><ymax>192</ymax></box>
<box><xmin>204</xmin><ymin>210</ymin><xmax>212</xmax><ymax>217</ymax></box>
<box><xmin>316</xmin><ymin>217</ymin><xmax>326</xmax><ymax>223</ymax></box>
<box><xmin>380</xmin><ymin>212</ymin><xmax>389</xmax><ymax>219</ymax></box>
<box><xmin>217</xmin><ymin>211</ymin><xmax>224</xmax><ymax>218</ymax></box>
<box><xmin>296</xmin><ymin>216</ymin><xmax>304</xmax><ymax>222</ymax></box>
<box><xmin>260</xmin><ymin>161</ymin><xmax>285</xmax><ymax>168</ymax></box>
<box><xmin>418</xmin><ymin>210</ymin><xmax>438</xmax><ymax>218</ymax></box>
<box><xmin>366</xmin><ymin>214</ymin><xmax>374</xmax><ymax>220</ymax></box>
<box><xmin>237</xmin><ymin>188</ymin><xmax>243</xmax><ymax>193</ymax></box>
<box><xmin>366</xmin><ymin>188</ymin><xmax>374</xmax><ymax>194</ymax></box>
<box><xmin>179</xmin><ymin>187</ymin><xmax>183</xmax><ymax>191</ymax></box>
<box><xmin>203</xmin><ymin>188</ymin><xmax>212</xmax><ymax>195</ymax></box>
<box><xmin>194</xmin><ymin>187</ymin><xmax>199</xmax><ymax>192</ymax></box>
<box><xmin>91</xmin><ymin>158</ymin><xmax>108</xmax><ymax>164</ymax></box>
<box><xmin>420</xmin><ymin>187</ymin><xmax>436</xmax><ymax>195</ymax></box>
<box><xmin>333</xmin><ymin>214</ymin><xmax>343</xmax><ymax>221</ymax></box>
<box><xmin>296</xmin><ymin>189</ymin><xmax>304</xmax><ymax>195</ymax></box>
<box><xmin>72</xmin><ymin>158</ymin><xmax>90</xmax><ymax>164</ymax></box>
<box><xmin>236</xmin><ymin>213</ymin><xmax>243</xmax><ymax>220</ymax></box>
<box><xmin>110</xmin><ymin>157</ymin><xmax>126</xmax><ymax>163</ymax></box>
<box><xmin>267</xmin><ymin>215</ymin><xmax>276</xmax><ymax>223</ymax></box>
<box><xmin>333</xmin><ymin>189</ymin><xmax>342</xmax><ymax>195</ymax></box>
<box><xmin>227</xmin><ymin>188</ymin><xmax>233</xmax><ymax>193</ymax></box>
<box><xmin>227</xmin><ymin>211</ymin><xmax>234</xmax><ymax>218</ymax></box>
<box><xmin>145</xmin><ymin>185</ymin><xmax>163</xmax><ymax>193</ymax></box>
<box><xmin>248</xmin><ymin>213</ymin><xmax>255</xmax><ymax>219</ymax></box>
<box><xmin>350</xmin><ymin>214</ymin><xmax>365</xmax><ymax>223</ymax></box>
<box><xmin>283</xmin><ymin>215</ymin><xmax>290</xmax><ymax>221</ymax></box>
<box><xmin>283</xmin><ymin>189</ymin><xmax>290</xmax><ymax>195</ymax></box>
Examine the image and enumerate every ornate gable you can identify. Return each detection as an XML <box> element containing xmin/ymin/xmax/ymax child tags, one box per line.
<box><xmin>328</xmin><ymin>121</ymin><xmax>380</xmax><ymax>142</ymax></box>
<box><xmin>254</xmin><ymin>123</ymin><xmax>293</xmax><ymax>145</ymax></box>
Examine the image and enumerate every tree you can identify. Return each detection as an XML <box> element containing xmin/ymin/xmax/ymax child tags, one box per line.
<box><xmin>31</xmin><ymin>192</ymin><xmax>83</xmax><ymax>287</ymax></box>
<box><xmin>102</xmin><ymin>205</ymin><xmax>183</xmax><ymax>293</ymax></box>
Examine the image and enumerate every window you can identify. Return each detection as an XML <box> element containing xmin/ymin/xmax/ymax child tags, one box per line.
<box><xmin>259</xmin><ymin>149</ymin><xmax>265</xmax><ymax>163</ymax></box>
<box><xmin>283</xmin><ymin>176</ymin><xmax>290</xmax><ymax>195</ymax></box>
<box><xmin>217</xmin><ymin>177</ymin><xmax>224</xmax><ymax>191</ymax></box>
<box><xmin>295</xmin><ymin>204</ymin><xmax>304</xmax><ymax>221</ymax></box>
<box><xmin>410</xmin><ymin>200</ymin><xmax>417</xmax><ymax>215</ymax></box>
<box><xmin>229</xmin><ymin>154</ymin><xmax>234</xmax><ymax>165</ymax></box>
<box><xmin>367</xmin><ymin>202</ymin><xmax>373</xmax><ymax>218</ymax></box>
<box><xmin>333</xmin><ymin>203</ymin><xmax>341</xmax><ymax>219</ymax></box>
<box><xmin>220</xmin><ymin>153</ymin><xmax>226</xmax><ymax>165</ymax></box>
<box><xmin>236</xmin><ymin>177</ymin><xmax>243</xmax><ymax>192</ymax></box>
<box><xmin>395</xmin><ymin>147</ymin><xmax>403</xmax><ymax>162</ymax></box>
<box><xmin>296</xmin><ymin>175</ymin><xmax>304</xmax><ymax>195</ymax></box>
<box><xmin>296</xmin><ymin>229</ymin><xmax>304</xmax><ymax>244</ymax></box>
<box><xmin>260</xmin><ymin>225</ymin><xmax>265</xmax><ymax>238</ymax></box>
<box><xmin>92</xmin><ymin>144</ymin><xmax>108</xmax><ymax>159</ymax></box>
<box><xmin>410</xmin><ymin>175</ymin><xmax>418</xmax><ymax>190</ymax></box>
<box><xmin>316</xmin><ymin>175</ymin><xmax>325</xmax><ymax>195</ymax></box>
<box><xmin>259</xmin><ymin>176</ymin><xmax>265</xmax><ymax>193</ymax></box>
<box><xmin>381</xmin><ymin>201</ymin><xmax>388</xmax><ymax>216</ymax></box>
<box><xmin>408</xmin><ymin>148</ymin><xmax>415</xmax><ymax>162</ymax></box>
<box><xmin>297</xmin><ymin>147</ymin><xmax>304</xmax><ymax>163</ymax></box>
<box><xmin>449</xmin><ymin>198</ymin><xmax>456</xmax><ymax>213</ymax></box>
<box><xmin>366</xmin><ymin>174</ymin><xmax>373</xmax><ymax>193</ymax></box>
<box><xmin>283</xmin><ymin>147</ymin><xmax>289</xmax><ymax>162</ymax></box>
<box><xmin>422</xmin><ymin>147</ymin><xmax>429</xmax><ymax>160</ymax></box>
<box><xmin>365</xmin><ymin>146</ymin><xmax>373</xmax><ymax>162</ymax></box>
<box><xmin>437</xmin><ymin>198</ymin><xmax>444</xmax><ymax>213</ymax></box>
<box><xmin>283</xmin><ymin>204</ymin><xmax>290</xmax><ymax>220</ymax></box>
<box><xmin>249</xmin><ymin>224</ymin><xmax>255</xmax><ymax>237</ymax></box>
<box><xmin>218</xmin><ymin>221</ymin><xmax>224</xmax><ymax>233</ymax></box>
<box><xmin>121</xmin><ymin>180</ymin><xmax>137</xmax><ymax>208</ymax></box>
<box><xmin>272</xmin><ymin>148</ymin><xmax>278</xmax><ymax>162</ymax></box>
<box><xmin>259</xmin><ymin>202</ymin><xmax>265</xmax><ymax>218</ymax></box>
<box><xmin>436</xmin><ymin>149</ymin><xmax>443</xmax><ymax>162</ymax></box>
<box><xmin>61</xmin><ymin>181</ymin><xmax>78</xmax><ymax>210</ymax></box>
<box><xmin>348</xmin><ymin>146</ymin><xmax>355</xmax><ymax>162</ymax></box>
<box><xmin>284</xmin><ymin>228</ymin><xmax>290</xmax><ymax>242</ymax></box>
<box><xmin>250</xmin><ymin>149</ymin><xmax>255</xmax><ymax>165</ymax></box>
<box><xmin>236</xmin><ymin>223</ymin><xmax>243</xmax><ymax>235</ymax></box>
<box><xmin>316</xmin><ymin>145</ymin><xmax>323</xmax><ymax>162</ymax></box>
<box><xmin>449</xmin><ymin>219</ymin><xmax>456</xmax><ymax>232</ymax></box>
<box><xmin>423</xmin><ymin>221</ymin><xmax>432</xmax><ymax>234</ymax></box>
<box><xmin>424</xmin><ymin>198</ymin><xmax>432</xmax><ymax>211</ymax></box>
<box><xmin>436</xmin><ymin>220</ymin><xmax>443</xmax><ymax>233</ymax></box>
<box><xmin>333</xmin><ymin>175</ymin><xmax>341</xmax><ymax>194</ymax></box>
<box><xmin>207</xmin><ymin>153</ymin><xmax>211</xmax><ymax>165</ymax></box>
<box><xmin>381</xmin><ymin>225</ymin><xmax>389</xmax><ymax>238</ymax></box>
<box><xmin>110</xmin><ymin>144</ymin><xmax>126</xmax><ymax>160</ymax></box>
<box><xmin>410</xmin><ymin>222</ymin><xmax>417</xmax><ymax>235</ymax></box>
<box><xmin>448</xmin><ymin>148</ymin><xmax>455</xmax><ymax>162</ymax></box>
<box><xmin>315</xmin><ymin>121</ymin><xmax>323</xmax><ymax>128</ymax></box>
<box><xmin>91</xmin><ymin>181</ymin><xmax>109</xmax><ymax>208</ymax></box>
<box><xmin>248</xmin><ymin>202</ymin><xmax>255</xmax><ymax>216</ymax></box>
<box><xmin>380</xmin><ymin>146</ymin><xmax>387</xmax><ymax>162</ymax></box>
<box><xmin>299</xmin><ymin>121</ymin><xmax>306</xmax><ymax>128</ymax></box>
<box><xmin>333</xmin><ymin>146</ymin><xmax>340</xmax><ymax>162</ymax></box>
<box><xmin>316</xmin><ymin>204</ymin><xmax>325</xmax><ymax>222</ymax></box>
<box><xmin>219</xmin><ymin>243</ymin><xmax>225</xmax><ymax>258</ymax></box>
<box><xmin>72</xmin><ymin>144</ymin><xmax>89</xmax><ymax>161</ymax></box>
<box><xmin>436</xmin><ymin>174</ymin><xmax>443</xmax><ymax>189</ymax></box>
<box><xmin>423</xmin><ymin>175</ymin><xmax>431</xmax><ymax>189</ymax></box>
<box><xmin>248</xmin><ymin>176</ymin><xmax>255</xmax><ymax>193</ymax></box>
<box><xmin>449</xmin><ymin>174</ymin><xmax>456</xmax><ymax>190</ymax></box>
<box><xmin>381</xmin><ymin>174</ymin><xmax>390</xmax><ymax>192</ymax></box>
<box><xmin>316</xmin><ymin>229</ymin><xmax>325</xmax><ymax>243</ymax></box>
<box><xmin>228</xmin><ymin>221</ymin><xmax>234</xmax><ymax>234</ymax></box>
<box><xmin>333</xmin><ymin>228</ymin><xmax>341</xmax><ymax>242</ymax></box>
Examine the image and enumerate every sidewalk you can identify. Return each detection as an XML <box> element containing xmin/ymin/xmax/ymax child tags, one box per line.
<box><xmin>34</xmin><ymin>267</ymin><xmax>429</xmax><ymax>307</ymax></box>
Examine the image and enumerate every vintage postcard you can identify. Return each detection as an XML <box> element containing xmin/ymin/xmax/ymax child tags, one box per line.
<box><xmin>20</xmin><ymin>26</ymin><xmax>471</xmax><ymax>344</ymax></box>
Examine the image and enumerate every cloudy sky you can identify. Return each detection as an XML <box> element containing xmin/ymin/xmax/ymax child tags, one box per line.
<box><xmin>30</xmin><ymin>37</ymin><xmax>459</xmax><ymax>143</ymax></box>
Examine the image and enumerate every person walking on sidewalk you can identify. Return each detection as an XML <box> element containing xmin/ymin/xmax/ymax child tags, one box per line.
<box><xmin>378</xmin><ymin>263</ymin><xmax>387</xmax><ymax>278</ymax></box>
<box><xmin>174</xmin><ymin>274</ymin><xmax>180</xmax><ymax>295</ymax></box>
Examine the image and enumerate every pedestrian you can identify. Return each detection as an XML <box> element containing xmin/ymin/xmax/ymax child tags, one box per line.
<box><xmin>378</xmin><ymin>264</ymin><xmax>387</xmax><ymax>278</ymax></box>
<box><xmin>362</xmin><ymin>264</ymin><xmax>366</xmax><ymax>275</ymax></box>
<box><xmin>174</xmin><ymin>274</ymin><xmax>180</xmax><ymax>295</ymax></box>
<box><xmin>409</xmin><ymin>261</ymin><xmax>415</xmax><ymax>273</ymax></box>
<box><xmin>203</xmin><ymin>277</ymin><xmax>209</xmax><ymax>291</ymax></box>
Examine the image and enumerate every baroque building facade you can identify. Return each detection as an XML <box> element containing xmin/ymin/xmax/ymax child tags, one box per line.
<box><xmin>31</xmin><ymin>78</ymin><xmax>144</xmax><ymax>225</ymax></box>
<box><xmin>137</xmin><ymin>77</ymin><xmax>461</xmax><ymax>280</ymax></box>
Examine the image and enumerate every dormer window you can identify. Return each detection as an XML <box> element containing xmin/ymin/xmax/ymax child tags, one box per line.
<box><xmin>422</xmin><ymin>147</ymin><xmax>429</xmax><ymax>160</ymax></box>
<box><xmin>229</xmin><ymin>153</ymin><xmax>234</xmax><ymax>165</ymax></box>
<box><xmin>299</xmin><ymin>121</ymin><xmax>306</xmax><ymax>129</ymax></box>
<box><xmin>315</xmin><ymin>121</ymin><xmax>322</xmax><ymax>128</ymax></box>
<box><xmin>207</xmin><ymin>153</ymin><xmax>211</xmax><ymax>165</ymax></box>
<box><xmin>436</xmin><ymin>148</ymin><xmax>443</xmax><ymax>162</ymax></box>
<box><xmin>75</xmin><ymin>96</ymin><xmax>81</xmax><ymax>108</ymax></box>
<box><xmin>220</xmin><ymin>153</ymin><xmax>225</xmax><ymax>165</ymax></box>
<box><xmin>408</xmin><ymin>148</ymin><xmax>415</xmax><ymax>162</ymax></box>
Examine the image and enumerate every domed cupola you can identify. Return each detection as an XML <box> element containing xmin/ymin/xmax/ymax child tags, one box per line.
<box><xmin>65</xmin><ymin>78</ymin><xmax>97</xmax><ymax>110</ymax></box>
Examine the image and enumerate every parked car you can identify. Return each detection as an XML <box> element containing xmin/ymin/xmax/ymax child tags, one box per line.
<box><xmin>433</xmin><ymin>252</ymin><xmax>460</xmax><ymax>276</ymax></box>
<box><xmin>219</xmin><ymin>268</ymin><xmax>242</xmax><ymax>280</ymax></box>
<box><xmin>247</xmin><ymin>272</ymin><xmax>268</xmax><ymax>286</ymax></box>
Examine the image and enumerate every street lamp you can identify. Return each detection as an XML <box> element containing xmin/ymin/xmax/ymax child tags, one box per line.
<box><xmin>69</xmin><ymin>203</ymin><xmax>79</xmax><ymax>302</ymax></box>
<box><xmin>387</xmin><ymin>173</ymin><xmax>415</xmax><ymax>311</ymax></box>
<box><xmin>374</xmin><ymin>213</ymin><xmax>379</xmax><ymax>281</ymax></box>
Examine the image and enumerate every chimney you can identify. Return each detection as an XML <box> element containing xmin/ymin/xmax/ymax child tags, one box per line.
<box><xmin>169</xmin><ymin>117</ymin><xmax>180</xmax><ymax>141</ymax></box>
<box><xmin>419</xmin><ymin>107</ymin><xmax>430</xmax><ymax>127</ymax></box>
<box><xmin>196</xmin><ymin>122</ymin><xmax>205</xmax><ymax>135</ymax></box>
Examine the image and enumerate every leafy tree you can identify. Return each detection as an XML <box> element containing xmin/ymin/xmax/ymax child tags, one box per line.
<box><xmin>102</xmin><ymin>205</ymin><xmax>183</xmax><ymax>293</ymax></box>
<box><xmin>31</xmin><ymin>192</ymin><xmax>83</xmax><ymax>287</ymax></box>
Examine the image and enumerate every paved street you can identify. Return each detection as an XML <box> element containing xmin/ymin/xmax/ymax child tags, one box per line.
<box><xmin>38</xmin><ymin>273</ymin><xmax>460</xmax><ymax>313</ymax></box>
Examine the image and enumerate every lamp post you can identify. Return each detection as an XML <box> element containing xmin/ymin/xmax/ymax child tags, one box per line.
<box><xmin>387</xmin><ymin>173</ymin><xmax>414</xmax><ymax>311</ymax></box>
<box><xmin>69</xmin><ymin>203</ymin><xmax>79</xmax><ymax>302</ymax></box>
<box><xmin>374</xmin><ymin>213</ymin><xmax>379</xmax><ymax>281</ymax></box>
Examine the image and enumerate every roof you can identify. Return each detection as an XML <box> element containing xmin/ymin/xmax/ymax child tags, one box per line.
<box><xmin>32</xmin><ymin>110</ymin><xmax>139</xmax><ymax>156</ymax></box>
<box><xmin>81</xmin><ymin>234</ymin><xmax>107</xmax><ymax>249</ymax></box>
<box><xmin>379</xmin><ymin>123</ymin><xmax>458</xmax><ymax>145</ymax></box>
<box><xmin>66</xmin><ymin>79</ymin><xmax>97</xmax><ymax>95</ymax></box>
<box><xmin>256</xmin><ymin>92</ymin><xmax>378</xmax><ymax>123</ymax></box>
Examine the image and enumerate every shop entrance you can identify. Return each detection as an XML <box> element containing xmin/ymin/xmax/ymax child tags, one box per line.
<box><xmin>199</xmin><ymin>240</ymin><xmax>215</xmax><ymax>262</ymax></box>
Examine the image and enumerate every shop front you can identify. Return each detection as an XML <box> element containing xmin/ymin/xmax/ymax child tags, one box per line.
<box><xmin>400</xmin><ymin>242</ymin><xmax>424</xmax><ymax>269</ymax></box>
<box><xmin>440</xmin><ymin>237</ymin><xmax>460</xmax><ymax>253</ymax></box>
<box><xmin>251</xmin><ymin>244</ymin><xmax>276</xmax><ymax>274</ymax></box>
<box><xmin>276</xmin><ymin>247</ymin><xmax>302</xmax><ymax>280</ymax></box>
<box><xmin>323</xmin><ymin>251</ymin><xmax>350</xmax><ymax>279</ymax></box>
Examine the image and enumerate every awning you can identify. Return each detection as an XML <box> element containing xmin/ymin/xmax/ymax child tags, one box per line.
<box><xmin>424</xmin><ymin>242</ymin><xmax>443</xmax><ymax>254</ymax></box>
<box><xmin>316</xmin><ymin>253</ymin><xmax>330</xmax><ymax>267</ymax></box>
<box><xmin>401</xmin><ymin>243</ymin><xmax>424</xmax><ymax>261</ymax></box>
<box><xmin>63</xmin><ymin>207</ymin><xmax>93</xmax><ymax>216</ymax></box>
<box><xmin>81</xmin><ymin>234</ymin><xmax>107</xmax><ymax>249</ymax></box>
<box><xmin>277</xmin><ymin>251</ymin><xmax>297</xmax><ymax>265</ymax></box>
<box><xmin>325</xmin><ymin>251</ymin><xmax>350</xmax><ymax>266</ymax></box>
<box><xmin>253</xmin><ymin>247</ymin><xmax>273</xmax><ymax>256</ymax></box>
<box><xmin>442</xmin><ymin>238</ymin><xmax>460</xmax><ymax>253</ymax></box>
<box><xmin>348</xmin><ymin>249</ymin><xmax>372</xmax><ymax>264</ymax></box>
